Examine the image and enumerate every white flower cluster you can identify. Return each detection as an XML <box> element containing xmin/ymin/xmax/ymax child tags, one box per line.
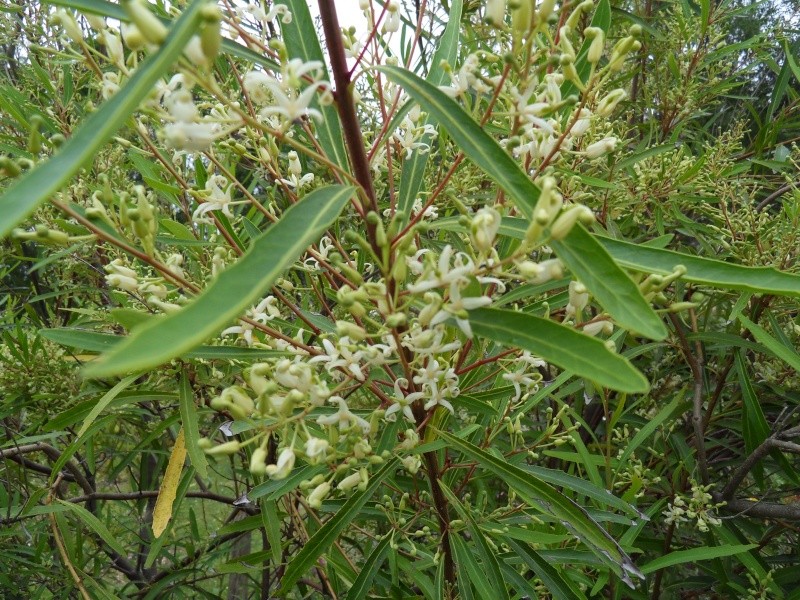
<box><xmin>663</xmin><ymin>481</ymin><xmax>724</xmax><ymax>532</ymax></box>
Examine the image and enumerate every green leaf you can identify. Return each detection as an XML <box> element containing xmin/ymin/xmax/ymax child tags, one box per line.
<box><xmin>468</xmin><ymin>308</ymin><xmax>649</xmax><ymax>393</ymax></box>
<box><xmin>40</xmin><ymin>328</ymin><xmax>287</xmax><ymax>360</ymax></box>
<box><xmin>396</xmin><ymin>0</ymin><xmax>463</xmax><ymax>225</ymax></box>
<box><xmin>277</xmin><ymin>458</ymin><xmax>399</xmax><ymax>594</ymax></box>
<box><xmin>84</xmin><ymin>185</ymin><xmax>353</xmax><ymax>377</ymax></box>
<box><xmin>345</xmin><ymin>535</ymin><xmax>392</xmax><ymax>600</ymax></box>
<box><xmin>639</xmin><ymin>544</ymin><xmax>757</xmax><ymax>575</ymax></box>
<box><xmin>441</xmin><ymin>483</ymin><xmax>509</xmax><ymax>600</ymax></box>
<box><xmin>494</xmin><ymin>218</ymin><xmax>800</xmax><ymax>296</ymax></box>
<box><xmin>738</xmin><ymin>314</ymin><xmax>800</xmax><ymax>372</ymax></box>
<box><xmin>598</xmin><ymin>236</ymin><xmax>800</xmax><ymax>297</ymax></box>
<box><xmin>504</xmin><ymin>538</ymin><xmax>586</xmax><ymax>600</ymax></box>
<box><xmin>614</xmin><ymin>390</ymin><xmax>686</xmax><ymax>474</ymax></box>
<box><xmin>56</xmin><ymin>499</ymin><xmax>127</xmax><ymax>558</ymax></box>
<box><xmin>437</xmin><ymin>431</ymin><xmax>643</xmax><ymax>587</ymax></box>
<box><xmin>379</xmin><ymin>66</ymin><xmax>540</xmax><ymax>220</ymax></box>
<box><xmin>0</xmin><ymin>0</ymin><xmax>207</xmax><ymax>239</ymax></box>
<box><xmin>551</xmin><ymin>225</ymin><xmax>666</xmax><ymax>340</ymax></box>
<box><xmin>277</xmin><ymin>0</ymin><xmax>348</xmax><ymax>169</ymax></box>
<box><xmin>178</xmin><ymin>373</ymin><xmax>208</xmax><ymax>479</ymax></box>
<box><xmin>77</xmin><ymin>374</ymin><xmax>138</xmax><ymax>437</ymax></box>
<box><xmin>521</xmin><ymin>465</ymin><xmax>644</xmax><ymax>519</ymax></box>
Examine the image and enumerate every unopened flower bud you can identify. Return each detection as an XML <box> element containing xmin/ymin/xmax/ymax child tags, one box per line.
<box><xmin>205</xmin><ymin>441</ymin><xmax>241</xmax><ymax>456</ymax></box>
<box><xmin>250</xmin><ymin>447</ymin><xmax>268</xmax><ymax>475</ymax></box>
<box><xmin>307</xmin><ymin>481</ymin><xmax>331</xmax><ymax>508</ymax></box>
<box><xmin>550</xmin><ymin>205</ymin><xmax>594</xmax><ymax>240</ymax></box>
<box><xmin>584</xmin><ymin>27</ymin><xmax>605</xmax><ymax>64</ymax></box>
<box><xmin>124</xmin><ymin>0</ymin><xmax>168</xmax><ymax>45</ymax></box>
<box><xmin>596</xmin><ymin>89</ymin><xmax>627</xmax><ymax>117</ymax></box>
<box><xmin>584</xmin><ymin>137</ymin><xmax>618</xmax><ymax>159</ymax></box>
<box><xmin>486</xmin><ymin>0</ymin><xmax>506</xmax><ymax>26</ymax></box>
<box><xmin>337</xmin><ymin>472</ymin><xmax>362</xmax><ymax>491</ymax></box>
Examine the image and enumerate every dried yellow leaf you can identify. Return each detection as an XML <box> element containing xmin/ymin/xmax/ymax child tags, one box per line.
<box><xmin>152</xmin><ymin>428</ymin><xmax>186</xmax><ymax>538</ymax></box>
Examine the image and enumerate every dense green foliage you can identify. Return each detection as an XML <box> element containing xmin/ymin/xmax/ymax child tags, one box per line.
<box><xmin>1</xmin><ymin>0</ymin><xmax>799</xmax><ymax>598</ymax></box>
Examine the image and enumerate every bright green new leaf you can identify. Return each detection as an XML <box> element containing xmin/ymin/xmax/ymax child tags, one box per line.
<box><xmin>437</xmin><ymin>431</ymin><xmax>644</xmax><ymax>587</ymax></box>
<box><xmin>0</xmin><ymin>0</ymin><xmax>207</xmax><ymax>239</ymax></box>
<box><xmin>468</xmin><ymin>308</ymin><xmax>650</xmax><ymax>393</ymax></box>
<box><xmin>551</xmin><ymin>225</ymin><xmax>667</xmax><ymax>340</ymax></box>
<box><xmin>85</xmin><ymin>185</ymin><xmax>353</xmax><ymax>377</ymax></box>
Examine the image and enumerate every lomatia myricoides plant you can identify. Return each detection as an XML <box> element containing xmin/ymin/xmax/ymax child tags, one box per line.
<box><xmin>3</xmin><ymin>0</ymin><xmax>800</xmax><ymax>597</ymax></box>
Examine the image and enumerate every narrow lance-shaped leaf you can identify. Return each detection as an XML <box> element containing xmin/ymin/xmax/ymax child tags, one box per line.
<box><xmin>440</xmin><ymin>483</ymin><xmax>510</xmax><ymax>600</ymax></box>
<box><xmin>379</xmin><ymin>66</ymin><xmax>540</xmax><ymax>219</ymax></box>
<box><xmin>551</xmin><ymin>225</ymin><xmax>667</xmax><ymax>340</ymax></box>
<box><xmin>639</xmin><ymin>544</ymin><xmax>757</xmax><ymax>575</ymax></box>
<box><xmin>739</xmin><ymin>314</ymin><xmax>800</xmax><ymax>371</ymax></box>
<box><xmin>277</xmin><ymin>0</ymin><xmax>349</xmax><ymax>169</ymax></box>
<box><xmin>278</xmin><ymin>458</ymin><xmax>399</xmax><ymax>594</ymax></box>
<box><xmin>0</xmin><ymin>0</ymin><xmax>207</xmax><ymax>239</ymax></box>
<box><xmin>437</xmin><ymin>430</ymin><xmax>644</xmax><ymax>588</ymax></box>
<box><xmin>56</xmin><ymin>500</ymin><xmax>128</xmax><ymax>558</ymax></box>
<box><xmin>85</xmin><ymin>185</ymin><xmax>354</xmax><ymax>377</ymax></box>
<box><xmin>504</xmin><ymin>537</ymin><xmax>586</xmax><ymax>600</ymax></box>
<box><xmin>468</xmin><ymin>308</ymin><xmax>649</xmax><ymax>393</ymax></box>
<box><xmin>344</xmin><ymin>535</ymin><xmax>392</xmax><ymax>600</ymax></box>
<box><xmin>396</xmin><ymin>0</ymin><xmax>463</xmax><ymax>225</ymax></box>
<box><xmin>179</xmin><ymin>373</ymin><xmax>208</xmax><ymax>479</ymax></box>
<box><xmin>495</xmin><ymin>217</ymin><xmax>800</xmax><ymax>297</ymax></box>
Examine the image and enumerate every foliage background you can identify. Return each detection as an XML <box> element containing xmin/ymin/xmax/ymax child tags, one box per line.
<box><xmin>1</xmin><ymin>0</ymin><xmax>800</xmax><ymax>598</ymax></box>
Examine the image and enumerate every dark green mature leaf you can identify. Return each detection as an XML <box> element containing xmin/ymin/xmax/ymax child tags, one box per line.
<box><xmin>277</xmin><ymin>0</ymin><xmax>349</xmax><ymax>169</ymax></box>
<box><xmin>380</xmin><ymin>66</ymin><xmax>540</xmax><ymax>220</ymax></box>
<box><xmin>438</xmin><ymin>431</ymin><xmax>644</xmax><ymax>587</ymax></box>
<box><xmin>40</xmin><ymin>329</ymin><xmax>287</xmax><ymax>360</ymax></box>
<box><xmin>521</xmin><ymin>465</ymin><xmax>644</xmax><ymax>519</ymax></box>
<box><xmin>179</xmin><ymin>373</ymin><xmax>208</xmax><ymax>479</ymax></box>
<box><xmin>397</xmin><ymin>0</ymin><xmax>463</xmax><ymax>225</ymax></box>
<box><xmin>345</xmin><ymin>535</ymin><xmax>392</xmax><ymax>600</ymax></box>
<box><xmin>739</xmin><ymin>314</ymin><xmax>800</xmax><ymax>371</ymax></box>
<box><xmin>496</xmin><ymin>218</ymin><xmax>800</xmax><ymax>296</ymax></box>
<box><xmin>277</xmin><ymin>458</ymin><xmax>399</xmax><ymax>594</ymax></box>
<box><xmin>441</xmin><ymin>483</ymin><xmax>509</xmax><ymax>600</ymax></box>
<box><xmin>85</xmin><ymin>186</ymin><xmax>353</xmax><ymax>377</ymax></box>
<box><xmin>56</xmin><ymin>500</ymin><xmax>128</xmax><ymax>557</ymax></box>
<box><xmin>504</xmin><ymin>537</ymin><xmax>586</xmax><ymax>600</ymax></box>
<box><xmin>639</xmin><ymin>545</ymin><xmax>757</xmax><ymax>575</ymax></box>
<box><xmin>552</xmin><ymin>225</ymin><xmax>667</xmax><ymax>340</ymax></box>
<box><xmin>599</xmin><ymin>236</ymin><xmax>800</xmax><ymax>297</ymax></box>
<box><xmin>614</xmin><ymin>391</ymin><xmax>686</xmax><ymax>474</ymax></box>
<box><xmin>468</xmin><ymin>308</ymin><xmax>649</xmax><ymax>393</ymax></box>
<box><xmin>0</xmin><ymin>0</ymin><xmax>207</xmax><ymax>239</ymax></box>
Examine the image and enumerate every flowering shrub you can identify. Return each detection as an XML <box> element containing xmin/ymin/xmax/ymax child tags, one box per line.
<box><xmin>1</xmin><ymin>0</ymin><xmax>799</xmax><ymax>598</ymax></box>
